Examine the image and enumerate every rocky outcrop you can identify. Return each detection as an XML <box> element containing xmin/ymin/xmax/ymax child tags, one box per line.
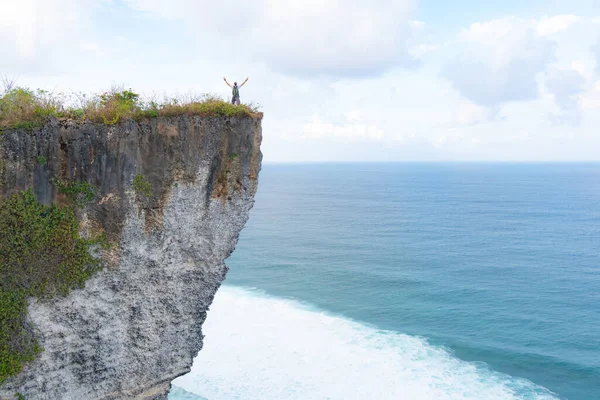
<box><xmin>0</xmin><ymin>115</ymin><xmax>262</xmax><ymax>399</ymax></box>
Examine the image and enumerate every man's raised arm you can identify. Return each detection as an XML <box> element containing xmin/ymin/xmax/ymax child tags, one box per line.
<box><xmin>223</xmin><ymin>77</ymin><xmax>232</xmax><ymax>88</ymax></box>
<box><xmin>240</xmin><ymin>77</ymin><xmax>249</xmax><ymax>87</ymax></box>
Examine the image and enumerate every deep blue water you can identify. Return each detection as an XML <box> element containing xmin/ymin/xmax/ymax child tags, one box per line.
<box><xmin>171</xmin><ymin>163</ymin><xmax>600</xmax><ymax>400</ymax></box>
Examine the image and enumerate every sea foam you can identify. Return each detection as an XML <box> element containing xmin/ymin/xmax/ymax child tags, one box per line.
<box><xmin>170</xmin><ymin>286</ymin><xmax>558</xmax><ymax>400</ymax></box>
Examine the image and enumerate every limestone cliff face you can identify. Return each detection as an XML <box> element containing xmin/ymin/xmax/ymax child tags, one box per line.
<box><xmin>0</xmin><ymin>115</ymin><xmax>262</xmax><ymax>399</ymax></box>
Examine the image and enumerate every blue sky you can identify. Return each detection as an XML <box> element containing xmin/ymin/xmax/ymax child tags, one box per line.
<box><xmin>1</xmin><ymin>0</ymin><xmax>599</xmax><ymax>162</ymax></box>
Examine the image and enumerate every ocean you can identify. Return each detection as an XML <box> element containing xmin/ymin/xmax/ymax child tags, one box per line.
<box><xmin>169</xmin><ymin>163</ymin><xmax>600</xmax><ymax>400</ymax></box>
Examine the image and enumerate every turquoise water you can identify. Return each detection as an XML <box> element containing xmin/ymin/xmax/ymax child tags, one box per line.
<box><xmin>170</xmin><ymin>163</ymin><xmax>600</xmax><ymax>400</ymax></box>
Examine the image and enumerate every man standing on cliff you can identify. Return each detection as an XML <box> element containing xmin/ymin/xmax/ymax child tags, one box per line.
<box><xmin>223</xmin><ymin>77</ymin><xmax>248</xmax><ymax>105</ymax></box>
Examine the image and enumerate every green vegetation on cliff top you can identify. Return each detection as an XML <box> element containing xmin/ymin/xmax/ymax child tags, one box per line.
<box><xmin>0</xmin><ymin>191</ymin><xmax>103</xmax><ymax>383</ymax></box>
<box><xmin>0</xmin><ymin>84</ymin><xmax>262</xmax><ymax>130</ymax></box>
<box><xmin>0</xmin><ymin>84</ymin><xmax>259</xmax><ymax>383</ymax></box>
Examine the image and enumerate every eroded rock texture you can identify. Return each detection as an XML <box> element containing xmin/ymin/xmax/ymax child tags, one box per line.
<box><xmin>0</xmin><ymin>115</ymin><xmax>262</xmax><ymax>399</ymax></box>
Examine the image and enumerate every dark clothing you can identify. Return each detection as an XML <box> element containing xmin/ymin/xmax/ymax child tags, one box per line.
<box><xmin>232</xmin><ymin>85</ymin><xmax>240</xmax><ymax>104</ymax></box>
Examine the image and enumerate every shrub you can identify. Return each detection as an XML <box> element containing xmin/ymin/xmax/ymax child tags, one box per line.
<box><xmin>51</xmin><ymin>178</ymin><xmax>96</xmax><ymax>206</ymax></box>
<box><xmin>86</xmin><ymin>88</ymin><xmax>142</xmax><ymax>125</ymax></box>
<box><xmin>0</xmin><ymin>191</ymin><xmax>102</xmax><ymax>383</ymax></box>
<box><xmin>0</xmin><ymin>88</ymin><xmax>65</xmax><ymax>131</ymax></box>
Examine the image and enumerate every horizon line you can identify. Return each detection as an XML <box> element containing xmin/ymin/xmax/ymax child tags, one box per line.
<box><xmin>261</xmin><ymin>160</ymin><xmax>600</xmax><ymax>164</ymax></box>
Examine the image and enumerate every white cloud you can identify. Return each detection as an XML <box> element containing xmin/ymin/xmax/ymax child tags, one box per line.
<box><xmin>124</xmin><ymin>0</ymin><xmax>417</xmax><ymax>77</ymax></box>
<box><xmin>443</xmin><ymin>17</ymin><xmax>558</xmax><ymax>107</ymax></box>
<box><xmin>545</xmin><ymin>67</ymin><xmax>587</xmax><ymax>107</ymax></box>
<box><xmin>409</xmin><ymin>20</ymin><xmax>426</xmax><ymax>30</ymax></box>
<box><xmin>300</xmin><ymin>115</ymin><xmax>385</xmax><ymax>141</ymax></box>
<box><xmin>0</xmin><ymin>0</ymin><xmax>102</xmax><ymax>73</ymax></box>
<box><xmin>454</xmin><ymin>101</ymin><xmax>494</xmax><ymax>126</ymax></box>
<box><xmin>536</xmin><ymin>15</ymin><xmax>580</xmax><ymax>36</ymax></box>
<box><xmin>545</xmin><ymin>67</ymin><xmax>587</xmax><ymax>124</ymax></box>
<box><xmin>409</xmin><ymin>44</ymin><xmax>440</xmax><ymax>58</ymax></box>
<box><xmin>581</xmin><ymin>80</ymin><xmax>600</xmax><ymax>110</ymax></box>
<box><xmin>571</xmin><ymin>60</ymin><xmax>594</xmax><ymax>80</ymax></box>
<box><xmin>593</xmin><ymin>38</ymin><xmax>600</xmax><ymax>72</ymax></box>
<box><xmin>79</xmin><ymin>41</ymin><xmax>100</xmax><ymax>53</ymax></box>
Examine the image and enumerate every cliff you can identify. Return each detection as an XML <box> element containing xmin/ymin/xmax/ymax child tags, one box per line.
<box><xmin>0</xmin><ymin>114</ymin><xmax>262</xmax><ymax>399</ymax></box>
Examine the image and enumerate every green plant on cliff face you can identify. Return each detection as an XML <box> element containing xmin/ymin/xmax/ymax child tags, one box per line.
<box><xmin>0</xmin><ymin>190</ymin><xmax>102</xmax><ymax>383</ymax></box>
<box><xmin>36</xmin><ymin>155</ymin><xmax>47</xmax><ymax>166</ymax></box>
<box><xmin>51</xmin><ymin>178</ymin><xmax>96</xmax><ymax>206</ymax></box>
<box><xmin>133</xmin><ymin>174</ymin><xmax>153</xmax><ymax>198</ymax></box>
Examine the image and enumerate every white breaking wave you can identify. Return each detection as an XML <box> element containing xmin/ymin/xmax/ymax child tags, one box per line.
<box><xmin>171</xmin><ymin>286</ymin><xmax>557</xmax><ymax>400</ymax></box>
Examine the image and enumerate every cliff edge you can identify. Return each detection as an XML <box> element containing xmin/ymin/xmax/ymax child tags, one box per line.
<box><xmin>0</xmin><ymin>114</ymin><xmax>262</xmax><ymax>399</ymax></box>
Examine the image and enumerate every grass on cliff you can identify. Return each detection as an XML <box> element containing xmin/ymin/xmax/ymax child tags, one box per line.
<box><xmin>0</xmin><ymin>191</ymin><xmax>102</xmax><ymax>383</ymax></box>
<box><xmin>0</xmin><ymin>83</ymin><xmax>262</xmax><ymax>130</ymax></box>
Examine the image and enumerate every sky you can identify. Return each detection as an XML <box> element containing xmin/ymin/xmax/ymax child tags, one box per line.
<box><xmin>1</xmin><ymin>0</ymin><xmax>600</xmax><ymax>162</ymax></box>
